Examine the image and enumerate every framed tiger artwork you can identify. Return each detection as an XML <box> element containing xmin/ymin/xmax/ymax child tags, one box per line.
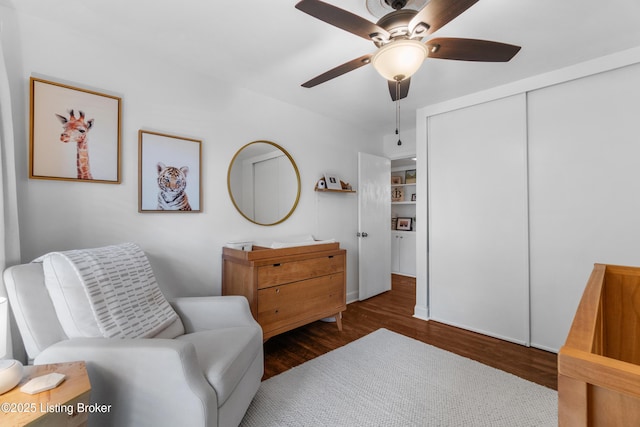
<box><xmin>138</xmin><ymin>130</ymin><xmax>202</xmax><ymax>213</ymax></box>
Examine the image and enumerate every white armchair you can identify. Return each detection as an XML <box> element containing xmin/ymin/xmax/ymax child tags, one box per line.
<box><xmin>2</xmin><ymin>247</ymin><xmax>263</xmax><ymax>427</ymax></box>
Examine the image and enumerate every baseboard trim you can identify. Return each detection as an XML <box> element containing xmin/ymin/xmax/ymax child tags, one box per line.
<box><xmin>346</xmin><ymin>291</ymin><xmax>359</xmax><ymax>304</ymax></box>
<box><xmin>413</xmin><ymin>305</ymin><xmax>429</xmax><ymax>321</ymax></box>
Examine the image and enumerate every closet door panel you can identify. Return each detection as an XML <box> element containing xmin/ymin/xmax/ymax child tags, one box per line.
<box><xmin>428</xmin><ymin>94</ymin><xmax>529</xmax><ymax>344</ymax></box>
<box><xmin>528</xmin><ymin>63</ymin><xmax>640</xmax><ymax>351</ymax></box>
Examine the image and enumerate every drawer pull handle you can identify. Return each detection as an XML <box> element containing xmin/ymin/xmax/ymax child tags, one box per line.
<box><xmin>276</xmin><ymin>288</ymin><xmax>280</xmax><ymax>294</ymax></box>
<box><xmin>273</xmin><ymin>263</ymin><xmax>281</xmax><ymax>267</ymax></box>
<box><xmin>328</xmin><ymin>256</ymin><xmax>334</xmax><ymax>259</ymax></box>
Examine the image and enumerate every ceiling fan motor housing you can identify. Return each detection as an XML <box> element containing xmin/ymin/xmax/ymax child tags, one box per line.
<box><xmin>385</xmin><ymin>0</ymin><xmax>408</xmax><ymax>9</ymax></box>
<box><xmin>375</xmin><ymin>9</ymin><xmax>419</xmax><ymax>45</ymax></box>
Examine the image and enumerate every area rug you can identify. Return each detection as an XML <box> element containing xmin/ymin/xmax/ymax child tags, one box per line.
<box><xmin>240</xmin><ymin>328</ymin><xmax>557</xmax><ymax>427</ymax></box>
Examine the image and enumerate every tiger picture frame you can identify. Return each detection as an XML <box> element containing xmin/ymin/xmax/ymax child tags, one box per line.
<box><xmin>138</xmin><ymin>130</ymin><xmax>202</xmax><ymax>213</ymax></box>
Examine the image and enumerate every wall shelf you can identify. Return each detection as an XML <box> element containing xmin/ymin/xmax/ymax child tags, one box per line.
<box><xmin>315</xmin><ymin>188</ymin><xmax>356</xmax><ymax>193</ymax></box>
<box><xmin>314</xmin><ymin>183</ymin><xmax>355</xmax><ymax>193</ymax></box>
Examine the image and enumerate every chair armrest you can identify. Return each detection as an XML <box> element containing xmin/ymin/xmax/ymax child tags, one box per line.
<box><xmin>171</xmin><ymin>296</ymin><xmax>260</xmax><ymax>333</ymax></box>
<box><xmin>34</xmin><ymin>338</ymin><xmax>217</xmax><ymax>427</ymax></box>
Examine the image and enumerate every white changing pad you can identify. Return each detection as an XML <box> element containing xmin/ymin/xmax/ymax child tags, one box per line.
<box><xmin>253</xmin><ymin>234</ymin><xmax>336</xmax><ymax>249</ymax></box>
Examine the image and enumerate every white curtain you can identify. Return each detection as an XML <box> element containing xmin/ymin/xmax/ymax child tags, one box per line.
<box><xmin>0</xmin><ymin>34</ymin><xmax>22</xmax><ymax>359</ymax></box>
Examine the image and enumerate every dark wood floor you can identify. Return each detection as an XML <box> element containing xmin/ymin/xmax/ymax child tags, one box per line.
<box><xmin>263</xmin><ymin>274</ymin><xmax>558</xmax><ymax>390</ymax></box>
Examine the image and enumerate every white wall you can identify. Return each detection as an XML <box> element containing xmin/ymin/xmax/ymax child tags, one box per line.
<box><xmin>382</xmin><ymin>128</ymin><xmax>416</xmax><ymax>160</ymax></box>
<box><xmin>2</xmin><ymin>7</ymin><xmax>382</xmax><ymax>301</ymax></box>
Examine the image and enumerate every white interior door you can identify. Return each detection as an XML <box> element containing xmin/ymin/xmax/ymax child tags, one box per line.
<box><xmin>358</xmin><ymin>152</ymin><xmax>391</xmax><ymax>300</ymax></box>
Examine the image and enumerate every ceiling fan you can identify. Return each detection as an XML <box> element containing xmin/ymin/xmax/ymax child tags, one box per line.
<box><xmin>295</xmin><ymin>0</ymin><xmax>521</xmax><ymax>101</ymax></box>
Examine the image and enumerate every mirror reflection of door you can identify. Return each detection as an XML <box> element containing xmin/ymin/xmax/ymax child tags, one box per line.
<box><xmin>228</xmin><ymin>141</ymin><xmax>300</xmax><ymax>226</ymax></box>
<box><xmin>251</xmin><ymin>153</ymin><xmax>298</xmax><ymax>224</ymax></box>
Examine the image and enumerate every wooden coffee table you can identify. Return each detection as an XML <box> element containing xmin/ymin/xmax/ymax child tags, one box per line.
<box><xmin>0</xmin><ymin>361</ymin><xmax>91</xmax><ymax>426</ymax></box>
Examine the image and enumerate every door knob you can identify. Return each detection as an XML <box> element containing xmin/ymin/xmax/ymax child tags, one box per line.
<box><xmin>361</xmin><ymin>232</ymin><xmax>368</xmax><ymax>237</ymax></box>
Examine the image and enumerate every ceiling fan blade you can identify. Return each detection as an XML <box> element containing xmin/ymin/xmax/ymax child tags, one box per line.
<box><xmin>426</xmin><ymin>38</ymin><xmax>521</xmax><ymax>62</ymax></box>
<box><xmin>295</xmin><ymin>0</ymin><xmax>390</xmax><ymax>41</ymax></box>
<box><xmin>408</xmin><ymin>0</ymin><xmax>479</xmax><ymax>36</ymax></box>
<box><xmin>302</xmin><ymin>54</ymin><xmax>373</xmax><ymax>88</ymax></box>
<box><xmin>388</xmin><ymin>78</ymin><xmax>410</xmax><ymax>101</ymax></box>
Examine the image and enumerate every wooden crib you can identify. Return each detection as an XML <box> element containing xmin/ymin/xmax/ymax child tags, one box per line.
<box><xmin>559</xmin><ymin>264</ymin><xmax>640</xmax><ymax>425</ymax></box>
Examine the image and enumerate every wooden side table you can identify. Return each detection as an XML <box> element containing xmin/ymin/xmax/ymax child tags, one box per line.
<box><xmin>0</xmin><ymin>361</ymin><xmax>91</xmax><ymax>426</ymax></box>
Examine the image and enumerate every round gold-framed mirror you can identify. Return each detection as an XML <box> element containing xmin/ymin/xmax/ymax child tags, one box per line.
<box><xmin>227</xmin><ymin>140</ymin><xmax>301</xmax><ymax>226</ymax></box>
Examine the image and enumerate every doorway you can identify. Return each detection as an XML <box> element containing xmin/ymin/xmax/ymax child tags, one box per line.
<box><xmin>391</xmin><ymin>157</ymin><xmax>417</xmax><ymax>279</ymax></box>
<box><xmin>357</xmin><ymin>153</ymin><xmax>417</xmax><ymax>306</ymax></box>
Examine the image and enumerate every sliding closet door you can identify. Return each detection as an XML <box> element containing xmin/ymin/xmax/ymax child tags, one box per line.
<box><xmin>428</xmin><ymin>94</ymin><xmax>529</xmax><ymax>345</ymax></box>
<box><xmin>528</xmin><ymin>63</ymin><xmax>640</xmax><ymax>352</ymax></box>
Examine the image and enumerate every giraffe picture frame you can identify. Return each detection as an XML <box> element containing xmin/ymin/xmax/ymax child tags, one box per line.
<box><xmin>29</xmin><ymin>77</ymin><xmax>122</xmax><ymax>183</ymax></box>
<box><xmin>138</xmin><ymin>130</ymin><xmax>202</xmax><ymax>213</ymax></box>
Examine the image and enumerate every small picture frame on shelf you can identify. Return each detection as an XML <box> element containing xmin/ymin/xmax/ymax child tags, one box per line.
<box><xmin>391</xmin><ymin>176</ymin><xmax>403</xmax><ymax>185</ymax></box>
<box><xmin>397</xmin><ymin>217</ymin><xmax>412</xmax><ymax>231</ymax></box>
<box><xmin>405</xmin><ymin>169</ymin><xmax>416</xmax><ymax>184</ymax></box>
<box><xmin>391</xmin><ymin>187</ymin><xmax>404</xmax><ymax>202</ymax></box>
<box><xmin>324</xmin><ymin>173</ymin><xmax>342</xmax><ymax>190</ymax></box>
<box><xmin>411</xmin><ymin>193</ymin><xmax>416</xmax><ymax>201</ymax></box>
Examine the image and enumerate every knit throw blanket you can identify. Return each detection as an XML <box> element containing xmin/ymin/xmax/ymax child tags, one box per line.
<box><xmin>49</xmin><ymin>243</ymin><xmax>178</xmax><ymax>339</ymax></box>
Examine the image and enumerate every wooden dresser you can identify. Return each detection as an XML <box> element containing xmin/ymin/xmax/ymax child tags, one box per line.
<box><xmin>222</xmin><ymin>242</ymin><xmax>346</xmax><ymax>340</ymax></box>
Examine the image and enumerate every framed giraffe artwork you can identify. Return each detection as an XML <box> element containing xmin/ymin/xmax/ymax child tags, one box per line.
<box><xmin>29</xmin><ymin>77</ymin><xmax>122</xmax><ymax>183</ymax></box>
<box><xmin>138</xmin><ymin>130</ymin><xmax>202</xmax><ymax>213</ymax></box>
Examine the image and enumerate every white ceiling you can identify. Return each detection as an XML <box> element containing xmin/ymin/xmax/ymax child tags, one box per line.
<box><xmin>7</xmin><ymin>0</ymin><xmax>640</xmax><ymax>135</ymax></box>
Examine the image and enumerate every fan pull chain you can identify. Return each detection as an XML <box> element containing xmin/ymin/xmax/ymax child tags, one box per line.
<box><xmin>396</xmin><ymin>80</ymin><xmax>402</xmax><ymax>146</ymax></box>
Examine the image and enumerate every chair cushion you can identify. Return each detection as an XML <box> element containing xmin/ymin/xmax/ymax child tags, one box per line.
<box><xmin>41</xmin><ymin>252</ymin><xmax>102</xmax><ymax>337</ymax></box>
<box><xmin>176</xmin><ymin>326</ymin><xmax>262</xmax><ymax>406</ymax></box>
<box><xmin>2</xmin><ymin>263</ymin><xmax>68</xmax><ymax>360</ymax></box>
<box><xmin>39</xmin><ymin>243</ymin><xmax>184</xmax><ymax>339</ymax></box>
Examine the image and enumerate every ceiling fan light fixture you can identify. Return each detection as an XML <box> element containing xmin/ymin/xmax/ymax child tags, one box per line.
<box><xmin>371</xmin><ymin>39</ymin><xmax>428</xmax><ymax>81</ymax></box>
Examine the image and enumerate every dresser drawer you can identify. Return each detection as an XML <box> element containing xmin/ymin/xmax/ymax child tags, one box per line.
<box><xmin>257</xmin><ymin>254</ymin><xmax>344</xmax><ymax>289</ymax></box>
<box><xmin>258</xmin><ymin>273</ymin><xmax>345</xmax><ymax>333</ymax></box>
